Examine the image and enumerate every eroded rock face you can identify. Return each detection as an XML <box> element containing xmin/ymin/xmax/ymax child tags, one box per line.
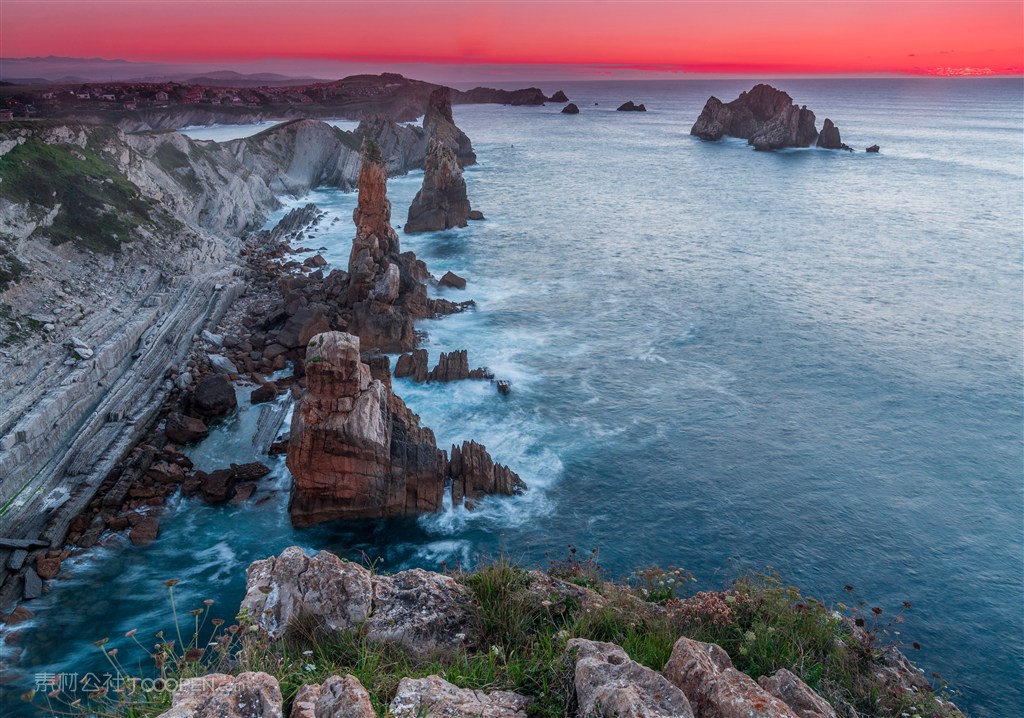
<box><xmin>449</xmin><ymin>440</ymin><xmax>526</xmax><ymax>506</ymax></box>
<box><xmin>368</xmin><ymin>569</ymin><xmax>477</xmax><ymax>657</ymax></box>
<box><xmin>389</xmin><ymin>676</ymin><xmax>531</xmax><ymax>718</ymax></box>
<box><xmin>291</xmin><ymin>675</ymin><xmax>375</xmax><ymax>718</ymax></box>
<box><xmin>240</xmin><ymin>546</ymin><xmax>373</xmax><ymax>640</ymax></box>
<box><xmin>758</xmin><ymin>669</ymin><xmax>838</xmax><ymax>718</ymax></box>
<box><xmin>405</xmin><ymin>136</ymin><xmax>474</xmax><ymax>233</ymax></box>
<box><xmin>158</xmin><ymin>672</ymin><xmax>283</xmax><ymax>718</ymax></box>
<box><xmin>691</xmin><ymin>84</ymin><xmax>819</xmax><ymax>151</ymax></box>
<box><xmin>286</xmin><ymin>332</ymin><xmax>447</xmax><ymax>524</ymax></box>
<box><xmin>663</xmin><ymin>636</ymin><xmax>799</xmax><ymax>718</ymax></box>
<box><xmin>569</xmin><ymin>638</ymin><xmax>694</xmax><ymax>718</ymax></box>
<box><xmin>423</xmin><ymin>86</ymin><xmax>477</xmax><ymax>167</ymax></box>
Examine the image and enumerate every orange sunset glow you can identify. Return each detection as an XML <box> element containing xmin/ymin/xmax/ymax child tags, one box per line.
<box><xmin>2</xmin><ymin>0</ymin><xmax>1022</xmax><ymax>77</ymax></box>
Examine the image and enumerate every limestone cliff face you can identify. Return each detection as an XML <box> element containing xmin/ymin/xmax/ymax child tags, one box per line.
<box><xmin>690</xmin><ymin>84</ymin><xmax>819</xmax><ymax>151</ymax></box>
<box><xmin>286</xmin><ymin>332</ymin><xmax>447</xmax><ymax>525</ymax></box>
<box><xmin>405</xmin><ymin>137</ymin><xmax>473</xmax><ymax>233</ymax></box>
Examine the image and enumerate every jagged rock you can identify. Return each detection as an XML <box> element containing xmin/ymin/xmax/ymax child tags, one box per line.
<box><xmin>165</xmin><ymin>413</ymin><xmax>209</xmax><ymax>444</ymax></box>
<box><xmin>251</xmin><ymin>382</ymin><xmax>278</xmax><ymax>404</ymax></box>
<box><xmin>286</xmin><ymin>332</ymin><xmax>448</xmax><ymax>524</ymax></box>
<box><xmin>758</xmin><ymin>669</ymin><xmax>838</xmax><ymax>718</ymax></box>
<box><xmin>866</xmin><ymin>144</ymin><xmax>880</xmax><ymax>153</ymax></box>
<box><xmin>617</xmin><ymin>101</ymin><xmax>647</xmax><ymax>112</ymax></box>
<box><xmin>423</xmin><ymin>86</ymin><xmax>477</xmax><ymax>167</ymax></box>
<box><xmin>367</xmin><ymin>569</ymin><xmax>476</xmax><ymax>657</ymax></box>
<box><xmin>157</xmin><ymin>672</ymin><xmax>283</xmax><ymax>718</ymax></box>
<box><xmin>208</xmin><ymin>354</ymin><xmax>239</xmax><ymax>375</ymax></box>
<box><xmin>192</xmin><ymin>375</ymin><xmax>237</xmax><ymax>418</ymax></box>
<box><xmin>467</xmin><ymin>210</ymin><xmax>484</xmax><ymax>220</ymax></box>
<box><xmin>816</xmin><ymin>119</ymin><xmax>851</xmax><ymax>151</ymax></box>
<box><xmin>449</xmin><ymin>440</ymin><xmax>526</xmax><ymax>505</ymax></box>
<box><xmin>550</xmin><ymin>90</ymin><xmax>569</xmax><ymax>102</ymax></box>
<box><xmin>405</xmin><ymin>136</ymin><xmax>473</xmax><ymax>233</ymax></box>
<box><xmin>147</xmin><ymin>462</ymin><xmax>187</xmax><ymax>484</ymax></box>
<box><xmin>240</xmin><ymin>546</ymin><xmax>373</xmax><ymax>640</ymax></box>
<box><xmin>291</xmin><ymin>675</ymin><xmax>374</xmax><ymax>718</ymax></box>
<box><xmin>426</xmin><ymin>350</ymin><xmax>492</xmax><ymax>383</ymax></box>
<box><xmin>496</xmin><ymin>380</ymin><xmax>512</xmax><ymax>396</ymax></box>
<box><xmin>232</xmin><ymin>462</ymin><xmax>272</xmax><ymax>481</ymax></box>
<box><xmin>439</xmin><ymin>271</ymin><xmax>467</xmax><ymax>289</ymax></box>
<box><xmin>568</xmin><ymin>638</ymin><xmax>694</xmax><ymax>718</ymax></box>
<box><xmin>663</xmin><ymin>636</ymin><xmax>799</xmax><ymax>718</ymax></box>
<box><xmin>394</xmin><ymin>349</ymin><xmax>429</xmax><ymax>383</ymax></box>
<box><xmin>129</xmin><ymin>516</ymin><xmax>159</xmax><ymax>546</ymax></box>
<box><xmin>691</xmin><ymin>84</ymin><xmax>819</xmax><ymax>150</ymax></box>
<box><xmin>389</xmin><ymin>676</ymin><xmax>530</xmax><ymax>718</ymax></box>
<box><xmin>561</xmin><ymin>103</ymin><xmax>580</xmax><ymax>115</ymax></box>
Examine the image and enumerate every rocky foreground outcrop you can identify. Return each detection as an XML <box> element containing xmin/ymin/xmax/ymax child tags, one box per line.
<box><xmin>690</xmin><ymin>84</ymin><xmax>820</xmax><ymax>151</ymax></box>
<box><xmin>286</xmin><ymin>333</ymin><xmax>523</xmax><ymax>525</ymax></box>
<box><xmin>154</xmin><ymin>547</ymin><xmax>884</xmax><ymax>718</ymax></box>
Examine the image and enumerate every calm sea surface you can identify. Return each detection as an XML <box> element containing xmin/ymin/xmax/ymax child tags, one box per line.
<box><xmin>3</xmin><ymin>79</ymin><xmax>1021</xmax><ymax>716</ymax></box>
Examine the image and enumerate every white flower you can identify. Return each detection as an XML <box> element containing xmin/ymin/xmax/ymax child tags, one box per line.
<box><xmin>304</xmin><ymin>663</ymin><xmax>316</xmax><ymax>672</ymax></box>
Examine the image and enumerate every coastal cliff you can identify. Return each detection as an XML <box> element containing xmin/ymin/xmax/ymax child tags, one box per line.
<box><xmin>0</xmin><ymin>110</ymin><xmax>456</xmax><ymax>608</ymax></box>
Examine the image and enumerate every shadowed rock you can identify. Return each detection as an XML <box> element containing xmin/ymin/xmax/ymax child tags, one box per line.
<box><xmin>691</xmin><ymin>84</ymin><xmax>819</xmax><ymax>151</ymax></box>
<box><xmin>758</xmin><ymin>669</ymin><xmax>838</xmax><ymax>718</ymax></box>
<box><xmin>561</xmin><ymin>103</ymin><xmax>580</xmax><ymax>114</ymax></box>
<box><xmin>816</xmin><ymin>118</ymin><xmax>851</xmax><ymax>151</ymax></box>
<box><xmin>405</xmin><ymin>136</ymin><xmax>473</xmax><ymax>233</ymax></box>
<box><xmin>550</xmin><ymin>90</ymin><xmax>570</xmax><ymax>102</ymax></box>
<box><xmin>617</xmin><ymin>101</ymin><xmax>647</xmax><ymax>112</ymax></box>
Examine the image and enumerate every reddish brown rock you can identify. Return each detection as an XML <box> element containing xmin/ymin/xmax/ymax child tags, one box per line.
<box><xmin>405</xmin><ymin>136</ymin><xmax>474</xmax><ymax>233</ymax></box>
<box><xmin>663</xmin><ymin>637</ymin><xmax>800</xmax><ymax>718</ymax></box>
<box><xmin>129</xmin><ymin>517</ymin><xmax>160</xmax><ymax>546</ymax></box>
<box><xmin>286</xmin><ymin>332</ymin><xmax>447</xmax><ymax>525</ymax></box>
<box><xmin>251</xmin><ymin>382</ymin><xmax>279</xmax><ymax>404</ymax></box>
<box><xmin>165</xmin><ymin>412</ymin><xmax>209</xmax><ymax>444</ymax></box>
<box><xmin>449</xmin><ymin>440</ymin><xmax>526</xmax><ymax>506</ymax></box>
<box><xmin>147</xmin><ymin>462</ymin><xmax>187</xmax><ymax>484</ymax></box>
<box><xmin>35</xmin><ymin>556</ymin><xmax>61</xmax><ymax>580</ymax></box>
<box><xmin>395</xmin><ymin>349</ymin><xmax>429</xmax><ymax>383</ymax></box>
<box><xmin>439</xmin><ymin>271</ymin><xmax>467</xmax><ymax>289</ymax></box>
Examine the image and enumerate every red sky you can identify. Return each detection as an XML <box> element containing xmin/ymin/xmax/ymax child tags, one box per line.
<box><xmin>2</xmin><ymin>0</ymin><xmax>1022</xmax><ymax>77</ymax></box>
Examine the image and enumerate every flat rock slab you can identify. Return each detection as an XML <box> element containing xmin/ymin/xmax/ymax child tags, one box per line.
<box><xmin>157</xmin><ymin>672</ymin><xmax>283</xmax><ymax>718</ymax></box>
<box><xmin>290</xmin><ymin>675</ymin><xmax>374</xmax><ymax>718</ymax></box>
<box><xmin>389</xmin><ymin>676</ymin><xmax>530</xmax><ymax>718</ymax></box>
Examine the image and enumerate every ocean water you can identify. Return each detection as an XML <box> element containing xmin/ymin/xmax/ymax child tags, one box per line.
<box><xmin>2</xmin><ymin>79</ymin><xmax>1021</xmax><ymax>716</ymax></box>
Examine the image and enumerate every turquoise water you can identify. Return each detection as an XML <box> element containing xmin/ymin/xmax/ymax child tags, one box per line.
<box><xmin>2</xmin><ymin>79</ymin><xmax>1022</xmax><ymax>716</ymax></box>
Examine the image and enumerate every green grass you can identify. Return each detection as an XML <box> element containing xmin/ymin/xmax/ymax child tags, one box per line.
<box><xmin>36</xmin><ymin>557</ymin><xmax>964</xmax><ymax>718</ymax></box>
<box><xmin>0</xmin><ymin>138</ymin><xmax>151</xmax><ymax>253</ymax></box>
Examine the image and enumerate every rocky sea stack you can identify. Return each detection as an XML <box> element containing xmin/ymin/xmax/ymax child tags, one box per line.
<box><xmin>690</xmin><ymin>83</ymin><xmax>819</xmax><ymax>150</ymax></box>
<box><xmin>617</xmin><ymin>100</ymin><xmax>647</xmax><ymax>112</ymax></box>
<box><xmin>816</xmin><ymin>118</ymin><xmax>852</xmax><ymax>151</ymax></box>
<box><xmin>406</xmin><ymin>88</ymin><xmax>480</xmax><ymax>233</ymax></box>
<box><xmin>561</xmin><ymin>102</ymin><xmax>580</xmax><ymax>115</ymax></box>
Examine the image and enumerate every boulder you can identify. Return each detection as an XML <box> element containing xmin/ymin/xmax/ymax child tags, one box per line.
<box><xmin>439</xmin><ymin>271</ymin><xmax>467</xmax><ymax>290</ymax></box>
<box><xmin>192</xmin><ymin>375</ymin><xmax>237</xmax><ymax>418</ymax></box>
<box><xmin>568</xmin><ymin>638</ymin><xmax>693</xmax><ymax>718</ymax></box>
<box><xmin>251</xmin><ymin>382</ymin><xmax>279</xmax><ymax>404</ymax></box>
<box><xmin>367</xmin><ymin>569</ymin><xmax>476</xmax><ymax>657</ymax></box>
<box><xmin>389</xmin><ymin>676</ymin><xmax>530</xmax><ymax>718</ymax></box>
<box><xmin>816</xmin><ymin>118</ymin><xmax>851</xmax><ymax>151</ymax></box>
<box><xmin>866</xmin><ymin>144</ymin><xmax>880</xmax><ymax>153</ymax></box>
<box><xmin>240</xmin><ymin>546</ymin><xmax>373</xmax><ymax>640</ymax></box>
<box><xmin>208</xmin><ymin>354</ymin><xmax>239</xmax><ymax>376</ymax></box>
<box><xmin>165</xmin><ymin>413</ymin><xmax>209</xmax><ymax>444</ymax></box>
<box><xmin>691</xmin><ymin>84</ymin><xmax>819</xmax><ymax>150</ymax></box>
<box><xmin>561</xmin><ymin>103</ymin><xmax>580</xmax><ymax>115</ymax></box>
<box><xmin>35</xmin><ymin>555</ymin><xmax>62</xmax><ymax>580</ymax></box>
<box><xmin>129</xmin><ymin>516</ymin><xmax>159</xmax><ymax>546</ymax></box>
<box><xmin>617</xmin><ymin>101</ymin><xmax>647</xmax><ymax>112</ymax></box>
<box><xmin>467</xmin><ymin>210</ymin><xmax>485</xmax><ymax>221</ymax></box>
<box><xmin>22</xmin><ymin>569</ymin><xmax>42</xmax><ymax>600</ymax></box>
<box><xmin>194</xmin><ymin>469</ymin><xmax>236</xmax><ymax>504</ymax></box>
<box><xmin>663</xmin><ymin>636</ymin><xmax>800</xmax><ymax>718</ymax></box>
<box><xmin>291</xmin><ymin>675</ymin><xmax>374</xmax><ymax>718</ymax></box>
<box><xmin>758</xmin><ymin>669</ymin><xmax>838</xmax><ymax>718</ymax></box>
<box><xmin>157</xmin><ymin>672</ymin><xmax>283</xmax><ymax>718</ymax></box>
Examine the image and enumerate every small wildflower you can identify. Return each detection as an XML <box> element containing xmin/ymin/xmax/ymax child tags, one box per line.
<box><xmin>304</xmin><ymin>663</ymin><xmax>316</xmax><ymax>672</ymax></box>
<box><xmin>871</xmin><ymin>606</ymin><xmax>883</xmax><ymax>615</ymax></box>
<box><xmin>204</xmin><ymin>599</ymin><xmax>215</xmax><ymax>606</ymax></box>
<box><xmin>125</xmin><ymin>628</ymin><xmax>138</xmax><ymax>638</ymax></box>
<box><xmin>212</xmin><ymin>619</ymin><xmax>224</xmax><ymax>627</ymax></box>
<box><xmin>184</xmin><ymin>648</ymin><xmax>204</xmax><ymax>662</ymax></box>
<box><xmin>163</xmin><ymin>579</ymin><xmax>180</xmax><ymax>588</ymax></box>
<box><xmin>189</xmin><ymin>609</ymin><xmax>203</xmax><ymax>616</ymax></box>
<box><xmin>743</xmin><ymin>630</ymin><xmax>756</xmax><ymax>643</ymax></box>
<box><xmin>93</xmin><ymin>637</ymin><xmax>109</xmax><ymax>648</ymax></box>
<box><xmin>302</xmin><ymin>650</ymin><xmax>313</xmax><ymax>656</ymax></box>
